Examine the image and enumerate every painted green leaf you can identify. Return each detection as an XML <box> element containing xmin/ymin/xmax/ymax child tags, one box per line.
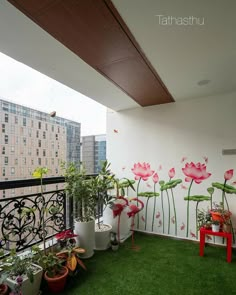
<box><xmin>160</xmin><ymin>179</ymin><xmax>182</xmax><ymax>191</ymax></box>
<box><xmin>207</xmin><ymin>187</ymin><xmax>214</xmax><ymax>194</ymax></box>
<box><xmin>212</xmin><ymin>182</ymin><xmax>236</xmax><ymax>194</ymax></box>
<box><xmin>159</xmin><ymin>180</ymin><xmax>165</xmax><ymax>186</ymax></box>
<box><xmin>138</xmin><ymin>192</ymin><xmax>160</xmax><ymax>197</ymax></box>
<box><xmin>184</xmin><ymin>195</ymin><xmax>211</xmax><ymax>202</ymax></box>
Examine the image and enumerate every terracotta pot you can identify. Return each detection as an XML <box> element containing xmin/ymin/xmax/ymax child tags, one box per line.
<box><xmin>210</xmin><ymin>211</ymin><xmax>231</xmax><ymax>224</ymax></box>
<box><xmin>44</xmin><ymin>266</ymin><xmax>68</xmax><ymax>293</ymax></box>
<box><xmin>0</xmin><ymin>284</ymin><xmax>8</xmax><ymax>295</ymax></box>
<box><xmin>223</xmin><ymin>224</ymin><xmax>231</xmax><ymax>233</ymax></box>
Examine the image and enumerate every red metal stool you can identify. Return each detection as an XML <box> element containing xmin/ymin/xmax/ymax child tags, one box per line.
<box><xmin>199</xmin><ymin>227</ymin><xmax>232</xmax><ymax>263</ymax></box>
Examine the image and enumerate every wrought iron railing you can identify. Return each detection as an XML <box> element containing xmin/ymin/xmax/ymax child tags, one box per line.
<box><xmin>0</xmin><ymin>175</ymin><xmax>103</xmax><ymax>253</ymax></box>
<box><xmin>0</xmin><ymin>177</ymin><xmax>68</xmax><ymax>252</ymax></box>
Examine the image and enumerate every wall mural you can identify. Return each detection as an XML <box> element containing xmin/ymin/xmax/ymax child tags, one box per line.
<box><xmin>127</xmin><ymin>159</ymin><xmax>236</xmax><ymax>244</ymax></box>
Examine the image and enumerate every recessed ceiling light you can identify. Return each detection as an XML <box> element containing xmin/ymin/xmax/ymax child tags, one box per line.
<box><xmin>197</xmin><ymin>79</ymin><xmax>211</xmax><ymax>86</ymax></box>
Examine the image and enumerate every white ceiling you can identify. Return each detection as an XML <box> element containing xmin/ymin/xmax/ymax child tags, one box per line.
<box><xmin>0</xmin><ymin>0</ymin><xmax>235</xmax><ymax>110</ymax></box>
<box><xmin>112</xmin><ymin>0</ymin><xmax>236</xmax><ymax>101</ymax></box>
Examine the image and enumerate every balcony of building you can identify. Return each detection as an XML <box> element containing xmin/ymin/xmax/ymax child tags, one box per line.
<box><xmin>0</xmin><ymin>0</ymin><xmax>236</xmax><ymax>294</ymax></box>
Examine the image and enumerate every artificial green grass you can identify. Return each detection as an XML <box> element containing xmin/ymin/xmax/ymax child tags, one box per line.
<box><xmin>57</xmin><ymin>233</ymin><xmax>236</xmax><ymax>295</ymax></box>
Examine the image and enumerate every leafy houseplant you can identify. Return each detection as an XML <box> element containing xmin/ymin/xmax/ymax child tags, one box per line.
<box><xmin>0</xmin><ymin>249</ymin><xmax>43</xmax><ymax>295</ymax></box>
<box><xmin>197</xmin><ymin>209</ymin><xmax>212</xmax><ymax>230</ymax></box>
<box><xmin>62</xmin><ymin>162</ymin><xmax>97</xmax><ymax>258</ymax></box>
<box><xmin>210</xmin><ymin>202</ymin><xmax>231</xmax><ymax>224</ymax></box>
<box><xmin>32</xmin><ymin>247</ymin><xmax>68</xmax><ymax>293</ymax></box>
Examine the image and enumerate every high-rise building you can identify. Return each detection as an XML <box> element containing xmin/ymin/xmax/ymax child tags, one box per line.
<box><xmin>81</xmin><ymin>134</ymin><xmax>106</xmax><ymax>174</ymax></box>
<box><xmin>0</xmin><ymin>97</ymin><xmax>81</xmax><ymax>197</ymax></box>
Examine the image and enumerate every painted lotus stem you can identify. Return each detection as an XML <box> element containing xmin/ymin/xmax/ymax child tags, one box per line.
<box><xmin>170</xmin><ymin>188</ymin><xmax>177</xmax><ymax>236</ymax></box>
<box><xmin>136</xmin><ymin>178</ymin><xmax>141</xmax><ymax>229</ymax></box>
<box><xmin>195</xmin><ymin>201</ymin><xmax>200</xmax><ymax>240</ymax></box>
<box><xmin>222</xmin><ymin>180</ymin><xmax>227</xmax><ymax>209</ymax></box>
<box><xmin>166</xmin><ymin>190</ymin><xmax>171</xmax><ymax>235</ymax></box>
<box><xmin>144</xmin><ymin>197</ymin><xmax>150</xmax><ymax>231</ymax></box>
<box><xmin>186</xmin><ymin>179</ymin><xmax>193</xmax><ymax>238</ymax></box>
<box><xmin>161</xmin><ymin>190</ymin><xmax>164</xmax><ymax>233</ymax></box>
<box><xmin>152</xmin><ymin>183</ymin><xmax>157</xmax><ymax>232</ymax></box>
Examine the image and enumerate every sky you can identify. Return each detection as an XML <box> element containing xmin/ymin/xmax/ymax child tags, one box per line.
<box><xmin>0</xmin><ymin>52</ymin><xmax>107</xmax><ymax>136</ymax></box>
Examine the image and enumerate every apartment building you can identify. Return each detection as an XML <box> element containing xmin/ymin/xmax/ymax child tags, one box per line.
<box><xmin>0</xmin><ymin>98</ymin><xmax>81</xmax><ymax>198</ymax></box>
<box><xmin>81</xmin><ymin>134</ymin><xmax>106</xmax><ymax>174</ymax></box>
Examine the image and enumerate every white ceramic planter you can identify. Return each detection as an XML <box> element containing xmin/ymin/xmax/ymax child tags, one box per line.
<box><xmin>212</xmin><ymin>224</ymin><xmax>220</xmax><ymax>232</ymax></box>
<box><xmin>74</xmin><ymin>219</ymin><xmax>95</xmax><ymax>258</ymax></box>
<box><xmin>94</xmin><ymin>224</ymin><xmax>112</xmax><ymax>250</ymax></box>
<box><xmin>103</xmin><ymin>203</ymin><xmax>132</xmax><ymax>242</ymax></box>
<box><xmin>6</xmin><ymin>263</ymin><xmax>43</xmax><ymax>295</ymax></box>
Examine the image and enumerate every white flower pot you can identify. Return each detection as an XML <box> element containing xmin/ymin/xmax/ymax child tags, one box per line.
<box><xmin>6</xmin><ymin>263</ymin><xmax>43</xmax><ymax>295</ymax></box>
<box><xmin>94</xmin><ymin>223</ymin><xmax>112</xmax><ymax>250</ymax></box>
<box><xmin>74</xmin><ymin>219</ymin><xmax>95</xmax><ymax>258</ymax></box>
<box><xmin>212</xmin><ymin>224</ymin><xmax>220</xmax><ymax>232</ymax></box>
<box><xmin>103</xmin><ymin>203</ymin><xmax>132</xmax><ymax>241</ymax></box>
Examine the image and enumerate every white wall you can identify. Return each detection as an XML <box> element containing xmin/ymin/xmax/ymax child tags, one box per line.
<box><xmin>107</xmin><ymin>91</ymin><xmax>236</xmax><ymax>243</ymax></box>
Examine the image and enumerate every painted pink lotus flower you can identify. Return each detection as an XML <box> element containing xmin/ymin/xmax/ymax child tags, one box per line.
<box><xmin>168</xmin><ymin>168</ymin><xmax>175</xmax><ymax>179</ymax></box>
<box><xmin>152</xmin><ymin>172</ymin><xmax>159</xmax><ymax>183</ymax></box>
<box><xmin>131</xmin><ymin>162</ymin><xmax>154</xmax><ymax>181</ymax></box>
<box><xmin>224</xmin><ymin>169</ymin><xmax>234</xmax><ymax>181</ymax></box>
<box><xmin>182</xmin><ymin>162</ymin><xmax>211</xmax><ymax>184</ymax></box>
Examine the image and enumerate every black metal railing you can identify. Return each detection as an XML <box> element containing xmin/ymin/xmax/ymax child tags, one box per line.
<box><xmin>0</xmin><ymin>174</ymin><xmax>103</xmax><ymax>253</ymax></box>
<box><xmin>0</xmin><ymin>177</ymin><xmax>68</xmax><ymax>252</ymax></box>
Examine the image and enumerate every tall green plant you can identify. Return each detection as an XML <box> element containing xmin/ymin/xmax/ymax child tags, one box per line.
<box><xmin>62</xmin><ymin>162</ymin><xmax>96</xmax><ymax>222</ymax></box>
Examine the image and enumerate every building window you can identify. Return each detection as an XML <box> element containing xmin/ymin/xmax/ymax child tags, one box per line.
<box><xmin>58</xmin><ymin>127</ymin><xmax>60</xmax><ymax>133</ymax></box>
<box><xmin>5</xmin><ymin>114</ymin><xmax>8</xmax><ymax>123</ymax></box>
<box><xmin>4</xmin><ymin>157</ymin><xmax>8</xmax><ymax>165</ymax></box>
<box><xmin>55</xmin><ymin>134</ymin><xmax>58</xmax><ymax>140</ymax></box>
<box><xmin>5</xmin><ymin>135</ymin><xmax>8</xmax><ymax>144</ymax></box>
<box><xmin>2</xmin><ymin>146</ymin><xmax>5</xmax><ymax>154</ymax></box>
<box><xmin>43</xmin><ymin>149</ymin><xmax>46</xmax><ymax>156</ymax></box>
<box><xmin>45</xmin><ymin>123</ymin><xmax>48</xmax><ymax>130</ymax></box>
<box><xmin>31</xmin><ymin>159</ymin><xmax>34</xmax><ymax>165</ymax></box>
<box><xmin>23</xmin><ymin>137</ymin><xmax>27</xmax><ymax>145</ymax></box>
<box><xmin>43</xmin><ymin>131</ymin><xmax>46</xmax><ymax>139</ymax></box>
<box><xmin>31</xmin><ymin>120</ymin><xmax>34</xmax><ymax>127</ymax></box>
<box><xmin>38</xmin><ymin>158</ymin><xmax>41</xmax><ymax>165</ymax></box>
<box><xmin>38</xmin><ymin>122</ymin><xmax>41</xmax><ymax>129</ymax></box>
<box><xmin>36</xmin><ymin>130</ymin><xmax>39</xmax><ymax>138</ymax></box>
<box><xmin>2</xmin><ymin>124</ymin><xmax>5</xmax><ymax>133</ymax></box>
<box><xmin>55</xmin><ymin>151</ymin><xmax>58</xmax><ymax>157</ymax></box>
<box><xmin>11</xmin><ymin>167</ymin><xmax>15</xmax><ymax>175</ymax></box>
<box><xmin>11</xmin><ymin>146</ymin><xmax>15</xmax><ymax>153</ymax></box>
<box><xmin>36</xmin><ymin>149</ymin><xmax>39</xmax><ymax>156</ymax></box>
<box><xmin>38</xmin><ymin>140</ymin><xmax>41</xmax><ymax>147</ymax></box>
<box><xmin>23</xmin><ymin>157</ymin><xmax>26</xmax><ymax>165</ymax></box>
<box><xmin>15</xmin><ymin>116</ymin><xmax>18</xmax><ymax>124</ymax></box>
<box><xmin>15</xmin><ymin>158</ymin><xmax>18</xmax><ymax>165</ymax></box>
<box><xmin>3</xmin><ymin>190</ymin><xmax>5</xmax><ymax>198</ymax></box>
<box><xmin>52</xmin><ymin>125</ymin><xmax>54</xmax><ymax>132</ymax></box>
<box><xmin>11</xmin><ymin>189</ymin><xmax>15</xmax><ymax>197</ymax></box>
<box><xmin>2</xmin><ymin>167</ymin><xmax>5</xmax><ymax>176</ymax></box>
<box><xmin>23</xmin><ymin>117</ymin><xmax>27</xmax><ymax>126</ymax></box>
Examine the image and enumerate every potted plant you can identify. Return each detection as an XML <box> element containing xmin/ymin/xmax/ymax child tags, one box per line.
<box><xmin>197</xmin><ymin>208</ymin><xmax>212</xmax><ymax>230</ymax></box>
<box><xmin>62</xmin><ymin>162</ymin><xmax>97</xmax><ymax>258</ymax></box>
<box><xmin>212</xmin><ymin>220</ymin><xmax>220</xmax><ymax>232</ymax></box>
<box><xmin>33</xmin><ymin>249</ymin><xmax>68</xmax><ymax>294</ymax></box>
<box><xmin>56</xmin><ymin>246</ymin><xmax>86</xmax><ymax>275</ymax></box>
<box><xmin>0</xmin><ymin>249</ymin><xmax>43</xmax><ymax>295</ymax></box>
<box><xmin>103</xmin><ymin>176</ymin><xmax>135</xmax><ymax>242</ymax></box>
<box><xmin>210</xmin><ymin>202</ymin><xmax>231</xmax><ymax>224</ymax></box>
<box><xmin>222</xmin><ymin>219</ymin><xmax>231</xmax><ymax>233</ymax></box>
<box><xmin>94</xmin><ymin>161</ymin><xmax>114</xmax><ymax>250</ymax></box>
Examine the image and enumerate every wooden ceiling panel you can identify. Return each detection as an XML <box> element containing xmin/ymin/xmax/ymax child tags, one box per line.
<box><xmin>8</xmin><ymin>0</ymin><xmax>174</xmax><ymax>106</ymax></box>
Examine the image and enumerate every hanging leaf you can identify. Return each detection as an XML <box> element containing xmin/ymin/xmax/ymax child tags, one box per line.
<box><xmin>160</xmin><ymin>179</ymin><xmax>182</xmax><ymax>191</ymax></box>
